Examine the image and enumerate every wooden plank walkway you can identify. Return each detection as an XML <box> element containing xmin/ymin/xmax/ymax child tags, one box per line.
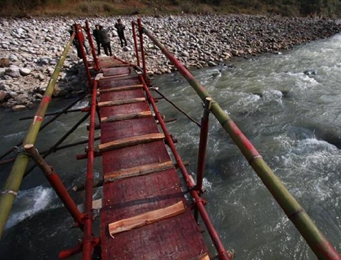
<box><xmin>96</xmin><ymin>56</ymin><xmax>210</xmax><ymax>260</ymax></box>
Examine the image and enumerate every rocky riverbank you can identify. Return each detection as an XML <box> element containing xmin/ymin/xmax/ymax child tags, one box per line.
<box><xmin>1</xmin><ymin>15</ymin><xmax>341</xmax><ymax>110</ymax></box>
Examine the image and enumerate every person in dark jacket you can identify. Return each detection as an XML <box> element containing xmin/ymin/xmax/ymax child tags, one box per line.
<box><xmin>92</xmin><ymin>24</ymin><xmax>102</xmax><ymax>55</ymax></box>
<box><xmin>114</xmin><ymin>19</ymin><xmax>127</xmax><ymax>47</ymax></box>
<box><xmin>98</xmin><ymin>25</ymin><xmax>112</xmax><ymax>56</ymax></box>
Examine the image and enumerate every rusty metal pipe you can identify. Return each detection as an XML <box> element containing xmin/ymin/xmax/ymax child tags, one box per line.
<box><xmin>140</xmin><ymin>75</ymin><xmax>232</xmax><ymax>260</ymax></box>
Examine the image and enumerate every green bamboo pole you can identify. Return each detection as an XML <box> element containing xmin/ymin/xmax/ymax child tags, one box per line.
<box><xmin>0</xmin><ymin>33</ymin><xmax>76</xmax><ymax>241</ymax></box>
<box><xmin>142</xmin><ymin>26</ymin><xmax>341</xmax><ymax>259</ymax></box>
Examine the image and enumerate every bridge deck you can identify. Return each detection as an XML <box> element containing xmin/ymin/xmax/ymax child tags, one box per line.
<box><xmin>97</xmin><ymin>57</ymin><xmax>209</xmax><ymax>260</ymax></box>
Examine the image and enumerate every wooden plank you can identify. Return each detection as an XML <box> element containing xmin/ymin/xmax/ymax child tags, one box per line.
<box><xmin>77</xmin><ymin>199</ymin><xmax>102</xmax><ymax>212</ymax></box>
<box><xmin>101</xmin><ymin>111</ymin><xmax>152</xmax><ymax>123</ymax></box>
<box><xmin>98</xmin><ymin>97</ymin><xmax>146</xmax><ymax>108</ymax></box>
<box><xmin>104</xmin><ymin>160</ymin><xmax>174</xmax><ymax>182</ymax></box>
<box><xmin>108</xmin><ymin>201</ymin><xmax>185</xmax><ymax>237</ymax></box>
<box><xmin>99</xmin><ymin>84</ymin><xmax>143</xmax><ymax>93</ymax></box>
<box><xmin>99</xmin><ymin>133</ymin><xmax>165</xmax><ymax>152</ymax></box>
<box><xmin>200</xmin><ymin>254</ymin><xmax>210</xmax><ymax>260</ymax></box>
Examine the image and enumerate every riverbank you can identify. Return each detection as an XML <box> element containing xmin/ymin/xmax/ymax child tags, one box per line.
<box><xmin>0</xmin><ymin>14</ymin><xmax>340</xmax><ymax>110</ymax></box>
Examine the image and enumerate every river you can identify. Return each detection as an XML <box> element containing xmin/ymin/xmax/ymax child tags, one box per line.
<box><xmin>1</xmin><ymin>33</ymin><xmax>341</xmax><ymax>259</ymax></box>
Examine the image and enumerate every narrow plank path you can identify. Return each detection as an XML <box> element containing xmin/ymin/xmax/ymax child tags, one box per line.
<box><xmin>97</xmin><ymin>56</ymin><xmax>210</xmax><ymax>260</ymax></box>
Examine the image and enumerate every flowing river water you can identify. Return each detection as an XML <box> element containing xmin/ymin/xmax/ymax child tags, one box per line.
<box><xmin>1</xmin><ymin>33</ymin><xmax>341</xmax><ymax>259</ymax></box>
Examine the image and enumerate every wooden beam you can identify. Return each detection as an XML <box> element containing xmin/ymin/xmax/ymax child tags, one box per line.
<box><xmin>99</xmin><ymin>132</ymin><xmax>165</xmax><ymax>152</ymax></box>
<box><xmin>101</xmin><ymin>111</ymin><xmax>152</xmax><ymax>123</ymax></box>
<box><xmin>77</xmin><ymin>199</ymin><xmax>102</xmax><ymax>212</ymax></box>
<box><xmin>100</xmin><ymin>74</ymin><xmax>139</xmax><ymax>81</ymax></box>
<box><xmin>108</xmin><ymin>201</ymin><xmax>185</xmax><ymax>237</ymax></box>
<box><xmin>98</xmin><ymin>97</ymin><xmax>146</xmax><ymax>108</ymax></box>
<box><xmin>104</xmin><ymin>160</ymin><xmax>174</xmax><ymax>182</ymax></box>
<box><xmin>99</xmin><ymin>84</ymin><xmax>143</xmax><ymax>93</ymax></box>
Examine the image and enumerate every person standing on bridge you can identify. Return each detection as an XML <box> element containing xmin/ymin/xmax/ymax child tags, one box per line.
<box><xmin>115</xmin><ymin>19</ymin><xmax>127</xmax><ymax>47</ymax></box>
<box><xmin>92</xmin><ymin>24</ymin><xmax>102</xmax><ymax>55</ymax></box>
<box><xmin>98</xmin><ymin>25</ymin><xmax>112</xmax><ymax>56</ymax></box>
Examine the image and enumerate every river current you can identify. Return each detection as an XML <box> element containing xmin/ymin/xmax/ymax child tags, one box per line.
<box><xmin>1</xmin><ymin>33</ymin><xmax>341</xmax><ymax>259</ymax></box>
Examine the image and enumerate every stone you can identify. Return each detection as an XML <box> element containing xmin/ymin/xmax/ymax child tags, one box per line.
<box><xmin>12</xmin><ymin>104</ymin><xmax>26</xmax><ymax>111</ymax></box>
<box><xmin>5</xmin><ymin>65</ymin><xmax>20</xmax><ymax>78</ymax></box>
<box><xmin>19</xmin><ymin>68</ymin><xmax>31</xmax><ymax>76</ymax></box>
<box><xmin>0</xmin><ymin>90</ymin><xmax>7</xmax><ymax>102</ymax></box>
<box><xmin>9</xmin><ymin>54</ymin><xmax>18</xmax><ymax>62</ymax></box>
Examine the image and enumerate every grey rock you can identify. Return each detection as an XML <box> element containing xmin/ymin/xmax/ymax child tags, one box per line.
<box><xmin>19</xmin><ymin>68</ymin><xmax>31</xmax><ymax>76</ymax></box>
<box><xmin>5</xmin><ymin>65</ymin><xmax>20</xmax><ymax>78</ymax></box>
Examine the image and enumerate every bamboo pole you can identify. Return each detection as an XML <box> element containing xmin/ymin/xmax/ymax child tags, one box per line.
<box><xmin>141</xmin><ymin>24</ymin><xmax>341</xmax><ymax>259</ymax></box>
<box><xmin>0</xmin><ymin>33</ymin><xmax>75</xmax><ymax>241</ymax></box>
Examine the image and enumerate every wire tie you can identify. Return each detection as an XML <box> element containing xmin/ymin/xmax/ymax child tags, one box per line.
<box><xmin>288</xmin><ymin>209</ymin><xmax>305</xmax><ymax>221</ymax></box>
<box><xmin>221</xmin><ymin>118</ymin><xmax>232</xmax><ymax>127</ymax></box>
<box><xmin>13</xmin><ymin>146</ymin><xmax>25</xmax><ymax>155</ymax></box>
<box><xmin>1</xmin><ymin>190</ymin><xmax>18</xmax><ymax>197</ymax></box>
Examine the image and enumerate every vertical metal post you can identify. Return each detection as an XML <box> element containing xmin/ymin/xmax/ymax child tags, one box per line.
<box><xmin>132</xmin><ymin>21</ymin><xmax>140</xmax><ymax>67</ymax></box>
<box><xmin>137</xmin><ymin>19</ymin><xmax>147</xmax><ymax>81</ymax></box>
<box><xmin>196</xmin><ymin>97</ymin><xmax>212</xmax><ymax>192</ymax></box>
<box><xmin>85</xmin><ymin>21</ymin><xmax>99</xmax><ymax>71</ymax></box>
<box><xmin>140</xmin><ymin>75</ymin><xmax>232</xmax><ymax>260</ymax></box>
<box><xmin>82</xmin><ymin>80</ymin><xmax>98</xmax><ymax>260</ymax></box>
<box><xmin>24</xmin><ymin>144</ymin><xmax>84</xmax><ymax>227</ymax></box>
<box><xmin>75</xmin><ymin>24</ymin><xmax>92</xmax><ymax>88</ymax></box>
<box><xmin>194</xmin><ymin>97</ymin><xmax>211</xmax><ymax>222</ymax></box>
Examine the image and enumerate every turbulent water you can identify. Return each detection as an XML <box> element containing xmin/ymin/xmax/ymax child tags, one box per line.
<box><xmin>1</xmin><ymin>34</ymin><xmax>341</xmax><ymax>259</ymax></box>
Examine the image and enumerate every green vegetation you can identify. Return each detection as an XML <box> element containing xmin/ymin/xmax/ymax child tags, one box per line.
<box><xmin>2</xmin><ymin>0</ymin><xmax>341</xmax><ymax>17</ymax></box>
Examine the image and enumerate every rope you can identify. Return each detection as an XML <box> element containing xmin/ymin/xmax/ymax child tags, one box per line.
<box><xmin>150</xmin><ymin>87</ymin><xmax>201</xmax><ymax>127</ymax></box>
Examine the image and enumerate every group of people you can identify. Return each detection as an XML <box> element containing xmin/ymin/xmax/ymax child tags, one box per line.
<box><xmin>70</xmin><ymin>19</ymin><xmax>128</xmax><ymax>58</ymax></box>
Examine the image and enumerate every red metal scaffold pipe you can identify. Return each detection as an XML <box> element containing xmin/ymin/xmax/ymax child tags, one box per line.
<box><xmin>85</xmin><ymin>21</ymin><xmax>99</xmax><ymax>71</ymax></box>
<box><xmin>82</xmin><ymin>80</ymin><xmax>98</xmax><ymax>259</ymax></box>
<box><xmin>139</xmin><ymin>75</ymin><xmax>232</xmax><ymax>260</ymax></box>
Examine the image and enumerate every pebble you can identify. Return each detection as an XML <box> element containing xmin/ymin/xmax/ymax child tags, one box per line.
<box><xmin>0</xmin><ymin>14</ymin><xmax>340</xmax><ymax>109</ymax></box>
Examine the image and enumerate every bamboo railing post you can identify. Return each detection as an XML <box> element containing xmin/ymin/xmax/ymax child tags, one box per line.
<box><xmin>24</xmin><ymin>144</ymin><xmax>84</xmax><ymax>228</ymax></box>
<box><xmin>0</xmin><ymin>33</ymin><xmax>75</xmax><ymax>241</ymax></box>
<box><xmin>141</xmin><ymin>25</ymin><xmax>341</xmax><ymax>260</ymax></box>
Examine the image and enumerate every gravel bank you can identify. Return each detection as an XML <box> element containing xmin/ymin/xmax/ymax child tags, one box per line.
<box><xmin>0</xmin><ymin>14</ymin><xmax>340</xmax><ymax>110</ymax></box>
